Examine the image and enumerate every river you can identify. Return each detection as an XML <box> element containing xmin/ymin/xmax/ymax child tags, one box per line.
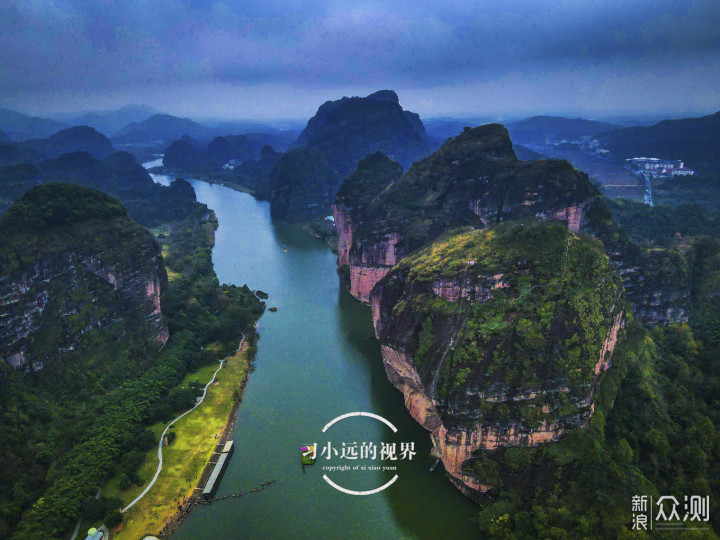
<box><xmin>145</xmin><ymin>160</ymin><xmax>478</xmax><ymax>539</ymax></box>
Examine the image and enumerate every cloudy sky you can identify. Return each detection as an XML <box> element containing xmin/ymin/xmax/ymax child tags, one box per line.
<box><xmin>1</xmin><ymin>0</ymin><xmax>719</xmax><ymax>120</ymax></box>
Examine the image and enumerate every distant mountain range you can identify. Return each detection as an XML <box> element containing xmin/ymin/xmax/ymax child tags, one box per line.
<box><xmin>597</xmin><ymin>110</ymin><xmax>720</xmax><ymax>171</ymax></box>
<box><xmin>111</xmin><ymin>113</ymin><xmax>212</xmax><ymax>145</ymax></box>
<box><xmin>0</xmin><ymin>108</ymin><xmax>68</xmax><ymax>141</ymax></box>
<box><xmin>4</xmin><ymin>103</ymin><xmax>720</xmax><ymax>176</ymax></box>
<box><xmin>22</xmin><ymin>126</ymin><xmax>114</xmax><ymax>159</ymax></box>
<box><xmin>0</xmin><ymin>126</ymin><xmax>114</xmax><ymax>166</ymax></box>
<box><xmin>111</xmin><ymin>113</ymin><xmax>299</xmax><ymax>150</ymax></box>
<box><xmin>47</xmin><ymin>104</ymin><xmax>159</xmax><ymax>136</ymax></box>
<box><xmin>506</xmin><ymin>116</ymin><xmax>620</xmax><ymax>145</ymax></box>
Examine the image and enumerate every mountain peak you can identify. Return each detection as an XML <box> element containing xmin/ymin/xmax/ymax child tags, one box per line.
<box><xmin>437</xmin><ymin>123</ymin><xmax>517</xmax><ymax>161</ymax></box>
<box><xmin>366</xmin><ymin>90</ymin><xmax>400</xmax><ymax>104</ymax></box>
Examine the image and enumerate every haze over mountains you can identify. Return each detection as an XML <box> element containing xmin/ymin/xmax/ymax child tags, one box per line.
<box><xmin>2</xmin><ymin>94</ymin><xmax>720</xmax><ymax>217</ymax></box>
<box><xmin>2</xmin><ymin>100</ymin><xmax>719</xmax><ymax>169</ymax></box>
<box><xmin>47</xmin><ymin>105</ymin><xmax>160</xmax><ymax>137</ymax></box>
<box><xmin>0</xmin><ymin>108</ymin><xmax>67</xmax><ymax>141</ymax></box>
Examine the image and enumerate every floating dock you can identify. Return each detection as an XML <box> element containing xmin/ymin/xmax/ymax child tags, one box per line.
<box><xmin>202</xmin><ymin>441</ymin><xmax>234</xmax><ymax>500</ymax></box>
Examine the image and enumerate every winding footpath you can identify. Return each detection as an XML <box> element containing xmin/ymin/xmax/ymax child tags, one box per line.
<box><xmin>122</xmin><ymin>333</ymin><xmax>245</xmax><ymax>513</ymax></box>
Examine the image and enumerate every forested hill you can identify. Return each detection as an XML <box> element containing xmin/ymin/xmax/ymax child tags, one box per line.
<box><xmin>0</xmin><ymin>167</ymin><xmax>263</xmax><ymax>538</ymax></box>
<box><xmin>0</xmin><ymin>150</ymin><xmax>203</xmax><ymax>226</ymax></box>
<box><xmin>268</xmin><ymin>90</ymin><xmax>433</xmax><ymax>222</ymax></box>
<box><xmin>597</xmin><ymin>110</ymin><xmax>720</xmax><ymax>172</ymax></box>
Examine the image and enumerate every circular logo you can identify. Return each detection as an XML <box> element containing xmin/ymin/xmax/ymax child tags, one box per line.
<box><xmin>315</xmin><ymin>411</ymin><xmax>401</xmax><ymax>496</ymax></box>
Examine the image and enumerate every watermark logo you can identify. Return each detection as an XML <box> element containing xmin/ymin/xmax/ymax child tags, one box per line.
<box><xmin>631</xmin><ymin>495</ymin><xmax>710</xmax><ymax>531</ymax></box>
<box><xmin>303</xmin><ymin>411</ymin><xmax>416</xmax><ymax>496</ymax></box>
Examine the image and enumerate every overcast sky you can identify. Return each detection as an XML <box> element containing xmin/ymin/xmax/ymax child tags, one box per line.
<box><xmin>1</xmin><ymin>0</ymin><xmax>719</xmax><ymax>120</ymax></box>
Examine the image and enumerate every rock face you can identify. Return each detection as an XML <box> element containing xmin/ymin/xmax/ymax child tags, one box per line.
<box><xmin>0</xmin><ymin>183</ymin><xmax>168</xmax><ymax>373</ymax></box>
<box><xmin>271</xmin><ymin>90</ymin><xmax>431</xmax><ymax>221</ymax></box>
<box><xmin>334</xmin><ymin>124</ymin><xmax>601</xmax><ymax>303</ymax></box>
<box><xmin>618</xmin><ymin>246</ymin><xmax>690</xmax><ymax>325</ymax></box>
<box><xmin>369</xmin><ymin>223</ymin><xmax>624</xmax><ymax>497</ymax></box>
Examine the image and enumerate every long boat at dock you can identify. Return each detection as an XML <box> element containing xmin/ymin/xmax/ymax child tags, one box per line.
<box><xmin>202</xmin><ymin>441</ymin><xmax>234</xmax><ymax>500</ymax></box>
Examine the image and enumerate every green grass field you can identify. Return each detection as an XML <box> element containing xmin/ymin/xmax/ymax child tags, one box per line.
<box><xmin>97</xmin><ymin>341</ymin><xmax>250</xmax><ymax>539</ymax></box>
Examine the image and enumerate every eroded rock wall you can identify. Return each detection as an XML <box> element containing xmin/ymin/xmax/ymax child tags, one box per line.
<box><xmin>369</xmin><ymin>225</ymin><xmax>625</xmax><ymax>498</ymax></box>
<box><xmin>0</xmin><ymin>218</ymin><xmax>168</xmax><ymax>371</ymax></box>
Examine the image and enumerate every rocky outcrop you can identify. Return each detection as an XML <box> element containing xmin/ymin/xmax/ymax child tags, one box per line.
<box><xmin>271</xmin><ymin>90</ymin><xmax>430</xmax><ymax>222</ymax></box>
<box><xmin>294</xmin><ymin>89</ymin><xmax>431</xmax><ymax>177</ymax></box>
<box><xmin>334</xmin><ymin>125</ymin><xmax>602</xmax><ymax>304</ymax></box>
<box><xmin>0</xmin><ymin>183</ymin><xmax>168</xmax><ymax>372</ymax></box>
<box><xmin>618</xmin><ymin>246</ymin><xmax>690</xmax><ymax>325</ymax></box>
<box><xmin>369</xmin><ymin>223</ymin><xmax>624</xmax><ymax>497</ymax></box>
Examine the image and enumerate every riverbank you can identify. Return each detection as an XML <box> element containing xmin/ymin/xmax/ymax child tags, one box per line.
<box><xmin>149</xmin><ymin>166</ymin><xmax>258</xmax><ymax>196</ymax></box>
<box><xmin>151</xmin><ymin>164</ymin><xmax>340</xmax><ymax>251</ymax></box>
<box><xmin>100</xmin><ymin>337</ymin><xmax>255</xmax><ymax>538</ymax></box>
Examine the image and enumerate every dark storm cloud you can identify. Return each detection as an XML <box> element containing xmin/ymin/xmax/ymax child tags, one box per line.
<box><xmin>0</xmin><ymin>0</ymin><xmax>718</xmax><ymax>117</ymax></box>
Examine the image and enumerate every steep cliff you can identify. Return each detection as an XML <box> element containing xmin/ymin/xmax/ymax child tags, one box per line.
<box><xmin>0</xmin><ymin>183</ymin><xmax>168</xmax><ymax>373</ymax></box>
<box><xmin>335</xmin><ymin>124</ymin><xmax>601</xmax><ymax>302</ymax></box>
<box><xmin>370</xmin><ymin>222</ymin><xmax>624</xmax><ymax>496</ymax></box>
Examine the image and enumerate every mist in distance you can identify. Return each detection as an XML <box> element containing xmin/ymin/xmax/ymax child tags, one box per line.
<box><xmin>1</xmin><ymin>0</ymin><xmax>719</xmax><ymax>122</ymax></box>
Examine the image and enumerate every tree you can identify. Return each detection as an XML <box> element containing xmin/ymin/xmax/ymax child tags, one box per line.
<box><xmin>104</xmin><ymin>509</ymin><xmax>123</xmax><ymax>529</ymax></box>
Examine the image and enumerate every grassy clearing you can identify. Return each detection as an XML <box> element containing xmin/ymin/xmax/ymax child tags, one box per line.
<box><xmin>98</xmin><ymin>341</ymin><xmax>249</xmax><ymax>539</ymax></box>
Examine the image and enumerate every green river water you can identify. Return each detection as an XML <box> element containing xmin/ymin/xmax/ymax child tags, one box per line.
<box><xmin>148</xmin><ymin>163</ymin><xmax>478</xmax><ymax>539</ymax></box>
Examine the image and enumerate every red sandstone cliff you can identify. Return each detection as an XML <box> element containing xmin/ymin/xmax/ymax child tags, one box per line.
<box><xmin>368</xmin><ymin>224</ymin><xmax>625</xmax><ymax>499</ymax></box>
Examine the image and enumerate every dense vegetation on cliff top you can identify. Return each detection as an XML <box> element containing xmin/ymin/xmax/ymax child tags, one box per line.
<box><xmin>1</xmin><ymin>182</ymin><xmax>126</xmax><ymax>232</ymax></box>
<box><xmin>390</xmin><ymin>222</ymin><xmax>622</xmax><ymax>429</ymax></box>
<box><xmin>0</xmin><ymin>183</ymin><xmax>263</xmax><ymax>538</ymax></box>
<box><xmin>338</xmin><ymin>124</ymin><xmax>601</xmax><ymax>257</ymax></box>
